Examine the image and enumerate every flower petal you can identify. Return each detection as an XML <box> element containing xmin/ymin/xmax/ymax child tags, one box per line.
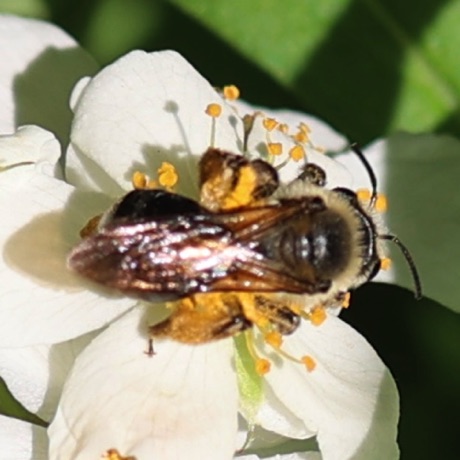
<box><xmin>49</xmin><ymin>307</ymin><xmax>239</xmax><ymax>460</ymax></box>
<box><xmin>0</xmin><ymin>415</ymin><xmax>47</xmax><ymax>460</ymax></box>
<box><xmin>67</xmin><ymin>50</ymin><xmax>244</xmax><ymax>197</ymax></box>
<box><xmin>0</xmin><ymin>170</ymin><xmax>133</xmax><ymax>347</ymax></box>
<box><xmin>260</xmin><ymin>316</ymin><xmax>399</xmax><ymax>460</ymax></box>
<box><xmin>0</xmin><ymin>14</ymin><xmax>98</xmax><ymax>144</ymax></box>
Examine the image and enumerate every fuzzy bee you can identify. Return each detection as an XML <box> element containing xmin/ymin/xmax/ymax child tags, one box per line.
<box><xmin>68</xmin><ymin>147</ymin><xmax>421</xmax><ymax>344</ymax></box>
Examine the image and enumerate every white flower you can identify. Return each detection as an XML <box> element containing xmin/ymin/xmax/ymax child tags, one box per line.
<box><xmin>0</xmin><ymin>15</ymin><xmax>399</xmax><ymax>460</ymax></box>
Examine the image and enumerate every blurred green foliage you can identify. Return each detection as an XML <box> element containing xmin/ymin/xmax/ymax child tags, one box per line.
<box><xmin>1</xmin><ymin>1</ymin><xmax>459</xmax><ymax>458</ymax></box>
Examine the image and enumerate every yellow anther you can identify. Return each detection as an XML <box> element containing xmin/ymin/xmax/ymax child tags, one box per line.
<box><xmin>223</xmin><ymin>85</ymin><xmax>240</xmax><ymax>100</ymax></box>
<box><xmin>380</xmin><ymin>257</ymin><xmax>392</xmax><ymax>271</ymax></box>
<box><xmin>301</xmin><ymin>355</ymin><xmax>316</xmax><ymax>372</ymax></box>
<box><xmin>80</xmin><ymin>215</ymin><xmax>101</xmax><ymax>238</ymax></box>
<box><xmin>293</xmin><ymin>130</ymin><xmax>309</xmax><ymax>144</ymax></box>
<box><xmin>356</xmin><ymin>188</ymin><xmax>372</xmax><ymax>203</ymax></box>
<box><xmin>255</xmin><ymin>358</ymin><xmax>271</xmax><ymax>375</ymax></box>
<box><xmin>375</xmin><ymin>193</ymin><xmax>388</xmax><ymax>212</ymax></box>
<box><xmin>102</xmin><ymin>449</ymin><xmax>135</xmax><ymax>460</ymax></box>
<box><xmin>267</xmin><ymin>142</ymin><xmax>282</xmax><ymax>156</ymax></box>
<box><xmin>264</xmin><ymin>331</ymin><xmax>283</xmax><ymax>349</ymax></box>
<box><xmin>158</xmin><ymin>162</ymin><xmax>178</xmax><ymax>188</ymax></box>
<box><xmin>131</xmin><ymin>171</ymin><xmax>148</xmax><ymax>189</ymax></box>
<box><xmin>205</xmin><ymin>103</ymin><xmax>222</xmax><ymax>118</ymax></box>
<box><xmin>298</xmin><ymin>122</ymin><xmax>311</xmax><ymax>134</ymax></box>
<box><xmin>289</xmin><ymin>145</ymin><xmax>305</xmax><ymax>161</ymax></box>
<box><xmin>341</xmin><ymin>292</ymin><xmax>351</xmax><ymax>309</ymax></box>
<box><xmin>310</xmin><ymin>306</ymin><xmax>327</xmax><ymax>326</ymax></box>
<box><xmin>263</xmin><ymin>117</ymin><xmax>278</xmax><ymax>132</ymax></box>
<box><xmin>278</xmin><ymin>123</ymin><xmax>289</xmax><ymax>134</ymax></box>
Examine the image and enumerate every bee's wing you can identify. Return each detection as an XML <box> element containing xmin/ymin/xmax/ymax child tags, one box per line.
<box><xmin>68</xmin><ymin>215</ymin><xmax>234</xmax><ymax>302</ymax></box>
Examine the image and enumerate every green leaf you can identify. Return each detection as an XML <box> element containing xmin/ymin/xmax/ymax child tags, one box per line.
<box><xmin>0</xmin><ymin>377</ymin><xmax>48</xmax><ymax>428</ymax></box>
<box><xmin>342</xmin><ymin>282</ymin><xmax>460</xmax><ymax>460</ymax></box>
<box><xmin>384</xmin><ymin>132</ymin><xmax>460</xmax><ymax>312</ymax></box>
<box><xmin>170</xmin><ymin>0</ymin><xmax>460</xmax><ymax>141</ymax></box>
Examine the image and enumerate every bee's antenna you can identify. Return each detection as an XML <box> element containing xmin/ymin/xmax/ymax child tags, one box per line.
<box><xmin>379</xmin><ymin>234</ymin><xmax>422</xmax><ymax>300</ymax></box>
<box><xmin>350</xmin><ymin>143</ymin><xmax>378</xmax><ymax>207</ymax></box>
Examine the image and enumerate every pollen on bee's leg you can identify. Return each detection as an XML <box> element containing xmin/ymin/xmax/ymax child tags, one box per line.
<box><xmin>223</xmin><ymin>85</ymin><xmax>240</xmax><ymax>101</ymax></box>
<box><xmin>101</xmin><ymin>449</ymin><xmax>136</xmax><ymax>460</ymax></box>
<box><xmin>79</xmin><ymin>214</ymin><xmax>102</xmax><ymax>238</ymax></box>
<box><xmin>205</xmin><ymin>103</ymin><xmax>222</xmax><ymax>148</ymax></box>
<box><xmin>157</xmin><ymin>162</ymin><xmax>178</xmax><ymax>190</ymax></box>
<box><xmin>380</xmin><ymin>257</ymin><xmax>392</xmax><ymax>270</ymax></box>
<box><xmin>301</xmin><ymin>355</ymin><xmax>316</xmax><ymax>372</ymax></box>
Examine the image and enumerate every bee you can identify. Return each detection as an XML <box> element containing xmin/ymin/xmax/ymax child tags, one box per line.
<box><xmin>68</xmin><ymin>146</ymin><xmax>422</xmax><ymax>344</ymax></box>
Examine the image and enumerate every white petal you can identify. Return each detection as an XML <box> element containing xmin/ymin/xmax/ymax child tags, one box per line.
<box><xmin>0</xmin><ymin>332</ymin><xmax>96</xmax><ymax>420</ymax></box>
<box><xmin>0</xmin><ymin>172</ymin><xmax>133</xmax><ymax>347</ymax></box>
<box><xmin>67</xmin><ymin>50</ymin><xmax>244</xmax><ymax>197</ymax></box>
<box><xmin>0</xmin><ymin>415</ymin><xmax>47</xmax><ymax>460</ymax></box>
<box><xmin>49</xmin><ymin>307</ymin><xmax>239</xmax><ymax>460</ymax></box>
<box><xmin>261</xmin><ymin>316</ymin><xmax>399</xmax><ymax>460</ymax></box>
<box><xmin>0</xmin><ymin>14</ymin><xmax>98</xmax><ymax>143</ymax></box>
<box><xmin>0</xmin><ymin>125</ymin><xmax>61</xmax><ymax>185</ymax></box>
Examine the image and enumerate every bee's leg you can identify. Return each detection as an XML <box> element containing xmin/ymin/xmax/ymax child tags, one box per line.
<box><xmin>296</xmin><ymin>163</ymin><xmax>326</xmax><ymax>187</ymax></box>
<box><xmin>149</xmin><ymin>293</ymin><xmax>252</xmax><ymax>344</ymax></box>
<box><xmin>254</xmin><ymin>295</ymin><xmax>301</xmax><ymax>335</ymax></box>
<box><xmin>199</xmin><ymin>148</ymin><xmax>279</xmax><ymax>210</ymax></box>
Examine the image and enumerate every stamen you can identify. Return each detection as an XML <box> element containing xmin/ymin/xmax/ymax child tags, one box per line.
<box><xmin>375</xmin><ymin>193</ymin><xmax>388</xmax><ymax>212</ymax></box>
<box><xmin>298</xmin><ymin>122</ymin><xmax>311</xmax><ymax>134</ymax></box>
<box><xmin>356</xmin><ymin>188</ymin><xmax>372</xmax><ymax>204</ymax></box>
<box><xmin>278</xmin><ymin>123</ymin><xmax>289</xmax><ymax>134</ymax></box>
<box><xmin>341</xmin><ymin>292</ymin><xmax>351</xmax><ymax>308</ymax></box>
<box><xmin>301</xmin><ymin>355</ymin><xmax>316</xmax><ymax>372</ymax></box>
<box><xmin>157</xmin><ymin>162</ymin><xmax>178</xmax><ymax>189</ymax></box>
<box><xmin>309</xmin><ymin>306</ymin><xmax>327</xmax><ymax>326</ymax></box>
<box><xmin>205</xmin><ymin>103</ymin><xmax>222</xmax><ymax>147</ymax></box>
<box><xmin>263</xmin><ymin>117</ymin><xmax>278</xmax><ymax>132</ymax></box>
<box><xmin>293</xmin><ymin>130</ymin><xmax>309</xmax><ymax>144</ymax></box>
<box><xmin>244</xmin><ymin>330</ymin><xmax>272</xmax><ymax>375</ymax></box>
<box><xmin>267</xmin><ymin>142</ymin><xmax>282</xmax><ymax>156</ymax></box>
<box><xmin>289</xmin><ymin>145</ymin><xmax>305</xmax><ymax>161</ymax></box>
<box><xmin>264</xmin><ymin>331</ymin><xmax>283</xmax><ymax>348</ymax></box>
<box><xmin>223</xmin><ymin>85</ymin><xmax>240</xmax><ymax>100</ymax></box>
<box><xmin>131</xmin><ymin>171</ymin><xmax>148</xmax><ymax>189</ymax></box>
<box><xmin>80</xmin><ymin>215</ymin><xmax>102</xmax><ymax>238</ymax></box>
<box><xmin>242</xmin><ymin>114</ymin><xmax>256</xmax><ymax>153</ymax></box>
<box><xmin>101</xmin><ymin>449</ymin><xmax>135</xmax><ymax>460</ymax></box>
<box><xmin>380</xmin><ymin>257</ymin><xmax>392</xmax><ymax>270</ymax></box>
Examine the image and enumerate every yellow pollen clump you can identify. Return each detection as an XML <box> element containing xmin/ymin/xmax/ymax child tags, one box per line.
<box><xmin>380</xmin><ymin>257</ymin><xmax>392</xmax><ymax>270</ymax></box>
<box><xmin>263</xmin><ymin>117</ymin><xmax>278</xmax><ymax>132</ymax></box>
<box><xmin>278</xmin><ymin>123</ymin><xmax>289</xmax><ymax>134</ymax></box>
<box><xmin>223</xmin><ymin>85</ymin><xmax>240</xmax><ymax>100</ymax></box>
<box><xmin>158</xmin><ymin>162</ymin><xmax>178</xmax><ymax>188</ymax></box>
<box><xmin>255</xmin><ymin>358</ymin><xmax>271</xmax><ymax>375</ymax></box>
<box><xmin>264</xmin><ymin>331</ymin><xmax>283</xmax><ymax>348</ymax></box>
<box><xmin>293</xmin><ymin>130</ymin><xmax>309</xmax><ymax>144</ymax></box>
<box><xmin>310</xmin><ymin>306</ymin><xmax>327</xmax><ymax>326</ymax></box>
<box><xmin>268</xmin><ymin>142</ymin><xmax>282</xmax><ymax>156</ymax></box>
<box><xmin>375</xmin><ymin>193</ymin><xmax>388</xmax><ymax>212</ymax></box>
<box><xmin>102</xmin><ymin>449</ymin><xmax>135</xmax><ymax>460</ymax></box>
<box><xmin>356</xmin><ymin>188</ymin><xmax>372</xmax><ymax>203</ymax></box>
<box><xmin>205</xmin><ymin>103</ymin><xmax>222</xmax><ymax>118</ymax></box>
<box><xmin>289</xmin><ymin>145</ymin><xmax>305</xmax><ymax>161</ymax></box>
<box><xmin>341</xmin><ymin>292</ymin><xmax>351</xmax><ymax>308</ymax></box>
<box><xmin>301</xmin><ymin>355</ymin><xmax>316</xmax><ymax>372</ymax></box>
